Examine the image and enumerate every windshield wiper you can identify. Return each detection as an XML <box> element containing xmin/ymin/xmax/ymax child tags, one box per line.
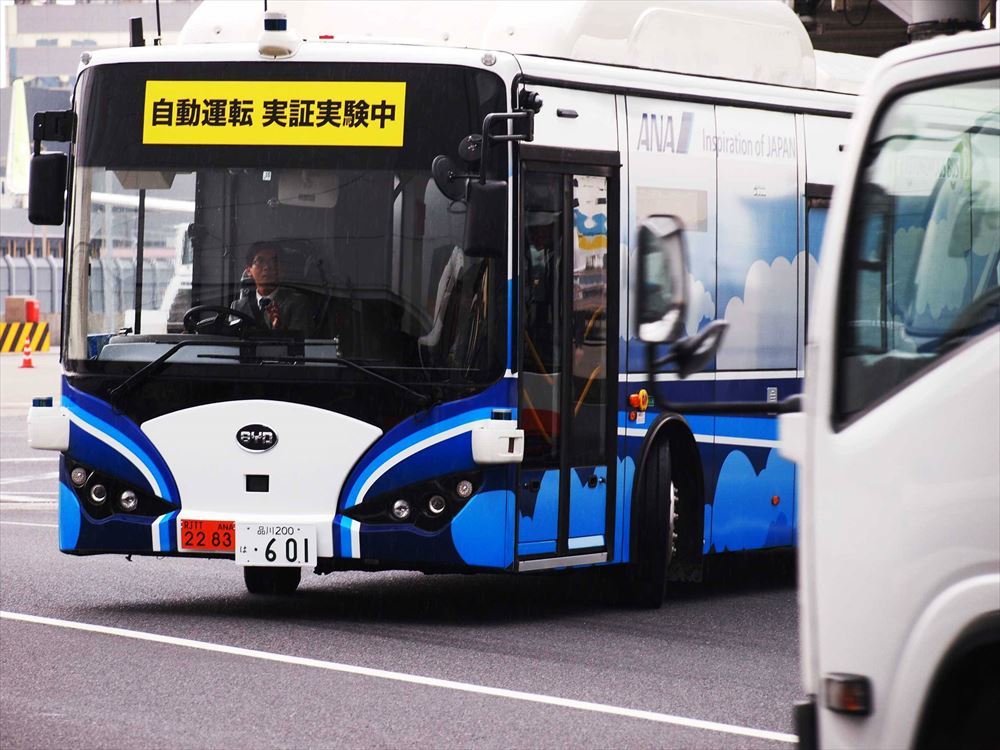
<box><xmin>108</xmin><ymin>337</ymin><xmax>303</xmax><ymax>411</ymax></box>
<box><xmin>198</xmin><ymin>351</ymin><xmax>433</xmax><ymax>408</ymax></box>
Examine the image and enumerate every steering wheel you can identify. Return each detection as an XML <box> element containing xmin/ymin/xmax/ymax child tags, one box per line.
<box><xmin>183</xmin><ymin>305</ymin><xmax>261</xmax><ymax>335</ymax></box>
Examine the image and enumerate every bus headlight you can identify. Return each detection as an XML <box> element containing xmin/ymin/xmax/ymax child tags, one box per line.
<box><xmin>119</xmin><ymin>490</ymin><xmax>139</xmax><ymax>512</ymax></box>
<box><xmin>455</xmin><ymin>480</ymin><xmax>474</xmax><ymax>499</ymax></box>
<box><xmin>89</xmin><ymin>484</ymin><xmax>107</xmax><ymax>505</ymax></box>
<box><xmin>391</xmin><ymin>499</ymin><xmax>411</xmax><ymax>521</ymax></box>
<box><xmin>70</xmin><ymin>467</ymin><xmax>88</xmax><ymax>487</ymax></box>
<box><xmin>427</xmin><ymin>495</ymin><xmax>447</xmax><ymax>515</ymax></box>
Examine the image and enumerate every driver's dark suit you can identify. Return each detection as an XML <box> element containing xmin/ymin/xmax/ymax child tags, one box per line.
<box><xmin>230</xmin><ymin>287</ymin><xmax>314</xmax><ymax>334</ymax></box>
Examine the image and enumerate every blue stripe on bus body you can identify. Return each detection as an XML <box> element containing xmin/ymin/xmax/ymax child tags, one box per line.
<box><xmin>363</xmin><ymin>432</ymin><xmax>476</xmax><ymax>500</ymax></box>
<box><xmin>156</xmin><ymin>510</ymin><xmax>179</xmax><ymax>552</ymax></box>
<box><xmin>66</xmin><ymin>421</ymin><xmax>154</xmax><ymax>494</ymax></box>
<box><xmin>616</xmin><ymin>411</ymin><xmax>777</xmax><ymax>443</ymax></box>
<box><xmin>62</xmin><ymin>380</ymin><xmax>179</xmax><ymax>502</ymax></box>
<box><xmin>332</xmin><ymin>514</ymin><xmax>351</xmax><ymax>558</ymax></box>
<box><xmin>59</xmin><ymin>483</ymin><xmax>83</xmax><ymax>551</ymax></box>
<box><xmin>341</xmin><ymin>378</ymin><xmax>515</xmax><ymax>507</ymax></box>
<box><xmin>342</xmin><ymin>408</ymin><xmax>495</xmax><ymax>509</ymax></box>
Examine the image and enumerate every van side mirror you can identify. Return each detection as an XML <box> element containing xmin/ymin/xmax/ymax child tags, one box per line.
<box><xmin>637</xmin><ymin>215</ymin><xmax>688</xmax><ymax>343</ymax></box>
<box><xmin>463</xmin><ymin>179</ymin><xmax>506</xmax><ymax>258</ymax></box>
<box><xmin>28</xmin><ymin>152</ymin><xmax>68</xmax><ymax>226</ymax></box>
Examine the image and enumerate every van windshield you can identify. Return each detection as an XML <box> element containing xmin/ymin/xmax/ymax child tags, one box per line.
<box><xmin>838</xmin><ymin>76</ymin><xmax>999</xmax><ymax>419</ymax></box>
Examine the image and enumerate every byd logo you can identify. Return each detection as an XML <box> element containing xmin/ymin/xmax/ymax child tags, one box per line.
<box><xmin>237</xmin><ymin>424</ymin><xmax>278</xmax><ymax>452</ymax></box>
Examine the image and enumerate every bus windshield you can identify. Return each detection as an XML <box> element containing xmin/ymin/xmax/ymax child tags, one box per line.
<box><xmin>64</xmin><ymin>61</ymin><xmax>508</xmax><ymax>385</ymax></box>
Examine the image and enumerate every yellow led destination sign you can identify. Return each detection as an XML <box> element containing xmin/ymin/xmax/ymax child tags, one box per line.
<box><xmin>142</xmin><ymin>81</ymin><xmax>406</xmax><ymax>147</ymax></box>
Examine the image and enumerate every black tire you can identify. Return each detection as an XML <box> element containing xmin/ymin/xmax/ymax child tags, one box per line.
<box><xmin>243</xmin><ymin>566</ymin><xmax>301</xmax><ymax>595</ymax></box>
<box><xmin>623</xmin><ymin>440</ymin><xmax>674</xmax><ymax>609</ymax></box>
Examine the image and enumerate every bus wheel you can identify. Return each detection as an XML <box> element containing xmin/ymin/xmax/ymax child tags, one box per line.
<box><xmin>243</xmin><ymin>566</ymin><xmax>301</xmax><ymax>595</ymax></box>
<box><xmin>623</xmin><ymin>441</ymin><xmax>675</xmax><ymax>609</ymax></box>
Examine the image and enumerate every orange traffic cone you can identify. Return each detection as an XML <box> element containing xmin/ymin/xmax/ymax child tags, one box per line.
<box><xmin>19</xmin><ymin>340</ymin><xmax>34</xmax><ymax>369</ymax></box>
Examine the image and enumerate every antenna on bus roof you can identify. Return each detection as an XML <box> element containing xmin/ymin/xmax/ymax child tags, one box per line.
<box><xmin>154</xmin><ymin>0</ymin><xmax>163</xmax><ymax>45</ymax></box>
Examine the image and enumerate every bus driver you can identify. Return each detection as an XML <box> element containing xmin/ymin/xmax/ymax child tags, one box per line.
<box><xmin>231</xmin><ymin>241</ymin><xmax>313</xmax><ymax>334</ymax></box>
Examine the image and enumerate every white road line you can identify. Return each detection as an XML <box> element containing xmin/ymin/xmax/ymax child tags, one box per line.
<box><xmin>0</xmin><ymin>457</ymin><xmax>59</xmax><ymax>463</ymax></box>
<box><xmin>0</xmin><ymin>494</ymin><xmax>57</xmax><ymax>503</ymax></box>
<box><xmin>0</xmin><ymin>610</ymin><xmax>796</xmax><ymax>744</ymax></box>
<box><xmin>0</xmin><ymin>472</ymin><xmax>60</xmax><ymax>486</ymax></box>
<box><xmin>0</xmin><ymin>521</ymin><xmax>57</xmax><ymax>528</ymax></box>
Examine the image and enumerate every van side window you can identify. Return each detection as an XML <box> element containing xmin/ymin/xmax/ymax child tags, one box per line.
<box><xmin>836</xmin><ymin>77</ymin><xmax>1000</xmax><ymax>423</ymax></box>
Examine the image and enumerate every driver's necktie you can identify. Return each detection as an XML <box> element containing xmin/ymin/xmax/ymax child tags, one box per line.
<box><xmin>259</xmin><ymin>297</ymin><xmax>280</xmax><ymax>329</ymax></box>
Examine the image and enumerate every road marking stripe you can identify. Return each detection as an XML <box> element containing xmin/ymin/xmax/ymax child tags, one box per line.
<box><xmin>0</xmin><ymin>494</ymin><xmax>57</xmax><ymax>503</ymax></box>
<box><xmin>0</xmin><ymin>458</ymin><xmax>59</xmax><ymax>463</ymax></box>
<box><xmin>0</xmin><ymin>471</ymin><xmax>60</xmax><ymax>486</ymax></box>
<box><xmin>0</xmin><ymin>610</ymin><xmax>795</xmax><ymax>744</ymax></box>
<box><xmin>0</xmin><ymin>521</ymin><xmax>57</xmax><ymax>528</ymax></box>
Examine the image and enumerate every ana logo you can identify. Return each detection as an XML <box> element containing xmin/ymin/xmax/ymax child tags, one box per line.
<box><xmin>636</xmin><ymin>111</ymin><xmax>694</xmax><ymax>154</ymax></box>
<box><xmin>237</xmin><ymin>424</ymin><xmax>278</xmax><ymax>452</ymax></box>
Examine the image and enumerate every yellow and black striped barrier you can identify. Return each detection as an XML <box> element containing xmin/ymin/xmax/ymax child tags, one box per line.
<box><xmin>0</xmin><ymin>322</ymin><xmax>51</xmax><ymax>353</ymax></box>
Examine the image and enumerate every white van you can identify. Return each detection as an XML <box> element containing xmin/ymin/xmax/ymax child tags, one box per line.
<box><xmin>781</xmin><ymin>30</ymin><xmax>999</xmax><ymax>750</ymax></box>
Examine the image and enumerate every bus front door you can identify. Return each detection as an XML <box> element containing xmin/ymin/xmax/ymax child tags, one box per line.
<box><xmin>516</xmin><ymin>154</ymin><xmax>619</xmax><ymax>570</ymax></box>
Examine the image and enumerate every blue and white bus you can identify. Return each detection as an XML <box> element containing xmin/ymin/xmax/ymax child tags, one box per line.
<box><xmin>27</xmin><ymin>0</ymin><xmax>857</xmax><ymax>603</ymax></box>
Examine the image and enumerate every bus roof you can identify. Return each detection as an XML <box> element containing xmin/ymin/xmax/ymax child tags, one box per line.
<box><xmin>179</xmin><ymin>0</ymin><xmax>866</xmax><ymax>93</ymax></box>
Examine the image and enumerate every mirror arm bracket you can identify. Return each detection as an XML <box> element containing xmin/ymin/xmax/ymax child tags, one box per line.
<box><xmin>32</xmin><ymin>110</ymin><xmax>75</xmax><ymax>155</ymax></box>
<box><xmin>479</xmin><ymin>110</ymin><xmax>535</xmax><ymax>184</ymax></box>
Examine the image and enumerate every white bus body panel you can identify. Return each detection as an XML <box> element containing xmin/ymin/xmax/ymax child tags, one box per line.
<box><xmin>796</xmin><ymin>32</ymin><xmax>1000</xmax><ymax>750</ymax></box>
<box><xmin>141</xmin><ymin>401</ymin><xmax>382</xmax><ymax>558</ymax></box>
<box><xmin>528</xmin><ymin>85</ymin><xmax>619</xmax><ymax>151</ymax></box>
<box><xmin>181</xmin><ymin>0</ymin><xmax>837</xmax><ymax>91</ymax></box>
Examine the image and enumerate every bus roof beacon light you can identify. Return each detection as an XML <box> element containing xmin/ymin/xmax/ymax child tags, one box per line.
<box><xmin>258</xmin><ymin>11</ymin><xmax>300</xmax><ymax>59</ymax></box>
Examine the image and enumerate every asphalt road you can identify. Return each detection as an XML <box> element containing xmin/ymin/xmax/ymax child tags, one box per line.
<box><xmin>1</xmin><ymin>361</ymin><xmax>801</xmax><ymax>749</ymax></box>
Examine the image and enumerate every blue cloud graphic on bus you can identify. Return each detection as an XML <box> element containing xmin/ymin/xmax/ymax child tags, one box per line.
<box><xmin>687</xmin><ymin>273</ymin><xmax>715</xmax><ymax>336</ymax></box>
<box><xmin>710</xmin><ymin>448</ymin><xmax>795</xmax><ymax>551</ymax></box>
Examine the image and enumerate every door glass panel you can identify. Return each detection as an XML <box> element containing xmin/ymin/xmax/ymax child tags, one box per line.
<box><xmin>568</xmin><ymin>174</ymin><xmax>608</xmax><ymax>545</ymax></box>
<box><xmin>518</xmin><ymin>171</ymin><xmax>564</xmax><ymax>550</ymax></box>
<box><xmin>521</xmin><ymin>172</ymin><xmax>564</xmax><ymax>467</ymax></box>
<box><xmin>569</xmin><ymin>174</ymin><xmax>608</xmax><ymax>463</ymax></box>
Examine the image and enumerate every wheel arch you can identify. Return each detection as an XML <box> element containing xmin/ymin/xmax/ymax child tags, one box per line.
<box><xmin>914</xmin><ymin>610</ymin><xmax>1000</xmax><ymax>749</ymax></box>
<box><xmin>632</xmin><ymin>412</ymin><xmax>706</xmax><ymax>574</ymax></box>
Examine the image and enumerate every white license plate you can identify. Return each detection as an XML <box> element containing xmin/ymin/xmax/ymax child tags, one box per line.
<box><xmin>236</xmin><ymin>523</ymin><xmax>316</xmax><ymax>567</ymax></box>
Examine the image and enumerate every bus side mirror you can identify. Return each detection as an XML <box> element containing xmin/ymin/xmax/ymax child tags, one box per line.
<box><xmin>672</xmin><ymin>320</ymin><xmax>728</xmax><ymax>379</ymax></box>
<box><xmin>637</xmin><ymin>215</ymin><xmax>688</xmax><ymax>343</ymax></box>
<box><xmin>464</xmin><ymin>179</ymin><xmax>506</xmax><ymax>258</ymax></box>
<box><xmin>28</xmin><ymin>152</ymin><xmax>68</xmax><ymax>226</ymax></box>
